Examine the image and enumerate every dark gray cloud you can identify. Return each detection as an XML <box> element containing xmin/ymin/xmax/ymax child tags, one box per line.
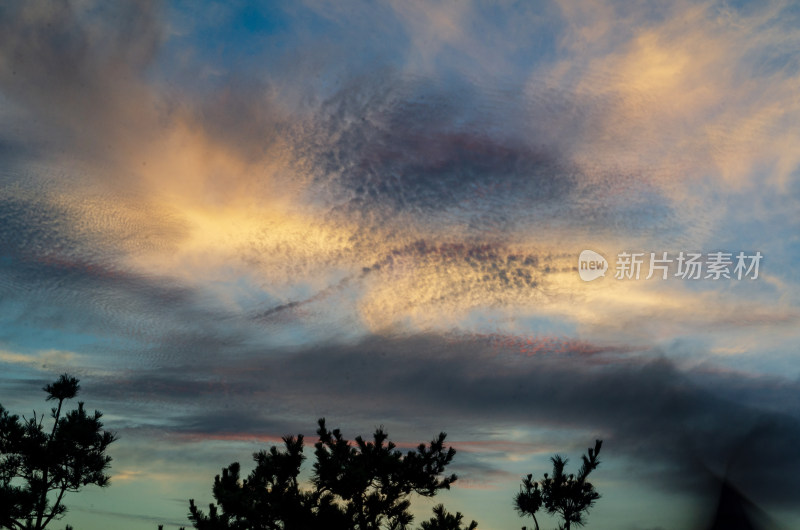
<box><xmin>299</xmin><ymin>74</ymin><xmax>674</xmax><ymax>235</ymax></box>
<box><xmin>81</xmin><ymin>333</ymin><xmax>800</xmax><ymax>512</ymax></box>
<box><xmin>0</xmin><ymin>0</ymin><xmax>162</xmax><ymax>152</ymax></box>
<box><xmin>310</xmin><ymin>77</ymin><xmax>571</xmax><ymax>209</ymax></box>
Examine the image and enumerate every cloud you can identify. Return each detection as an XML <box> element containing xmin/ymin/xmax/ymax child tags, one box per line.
<box><xmin>549</xmin><ymin>0</ymin><xmax>800</xmax><ymax>190</ymax></box>
<box><xmin>80</xmin><ymin>333</ymin><xmax>800</xmax><ymax>511</ymax></box>
<box><xmin>0</xmin><ymin>0</ymin><xmax>163</xmax><ymax>155</ymax></box>
<box><xmin>0</xmin><ymin>349</ymin><xmax>79</xmax><ymax>370</ymax></box>
<box><xmin>3</xmin><ymin>0</ymin><xmax>795</xmax><ymax>345</ymax></box>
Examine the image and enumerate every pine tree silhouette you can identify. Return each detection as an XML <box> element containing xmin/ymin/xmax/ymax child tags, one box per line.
<box><xmin>0</xmin><ymin>374</ymin><xmax>116</xmax><ymax>530</ymax></box>
<box><xmin>515</xmin><ymin>440</ymin><xmax>602</xmax><ymax>530</ymax></box>
<box><xmin>187</xmin><ymin>418</ymin><xmax>476</xmax><ymax>530</ymax></box>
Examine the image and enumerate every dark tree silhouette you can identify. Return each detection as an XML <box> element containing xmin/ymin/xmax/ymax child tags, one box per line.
<box><xmin>418</xmin><ymin>505</ymin><xmax>477</xmax><ymax>530</ymax></box>
<box><xmin>188</xmin><ymin>434</ymin><xmax>339</xmax><ymax>530</ymax></box>
<box><xmin>0</xmin><ymin>374</ymin><xmax>117</xmax><ymax>530</ymax></box>
<box><xmin>188</xmin><ymin>418</ymin><xmax>476</xmax><ymax>530</ymax></box>
<box><xmin>515</xmin><ymin>440</ymin><xmax>602</xmax><ymax>530</ymax></box>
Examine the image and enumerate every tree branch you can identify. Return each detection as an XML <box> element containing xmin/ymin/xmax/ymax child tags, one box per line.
<box><xmin>40</xmin><ymin>478</ymin><xmax>68</xmax><ymax>530</ymax></box>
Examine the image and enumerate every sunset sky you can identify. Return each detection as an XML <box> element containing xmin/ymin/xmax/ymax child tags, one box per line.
<box><xmin>1</xmin><ymin>1</ymin><xmax>800</xmax><ymax>529</ymax></box>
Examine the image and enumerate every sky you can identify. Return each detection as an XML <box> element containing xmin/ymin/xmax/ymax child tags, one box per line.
<box><xmin>1</xmin><ymin>0</ymin><xmax>800</xmax><ymax>529</ymax></box>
